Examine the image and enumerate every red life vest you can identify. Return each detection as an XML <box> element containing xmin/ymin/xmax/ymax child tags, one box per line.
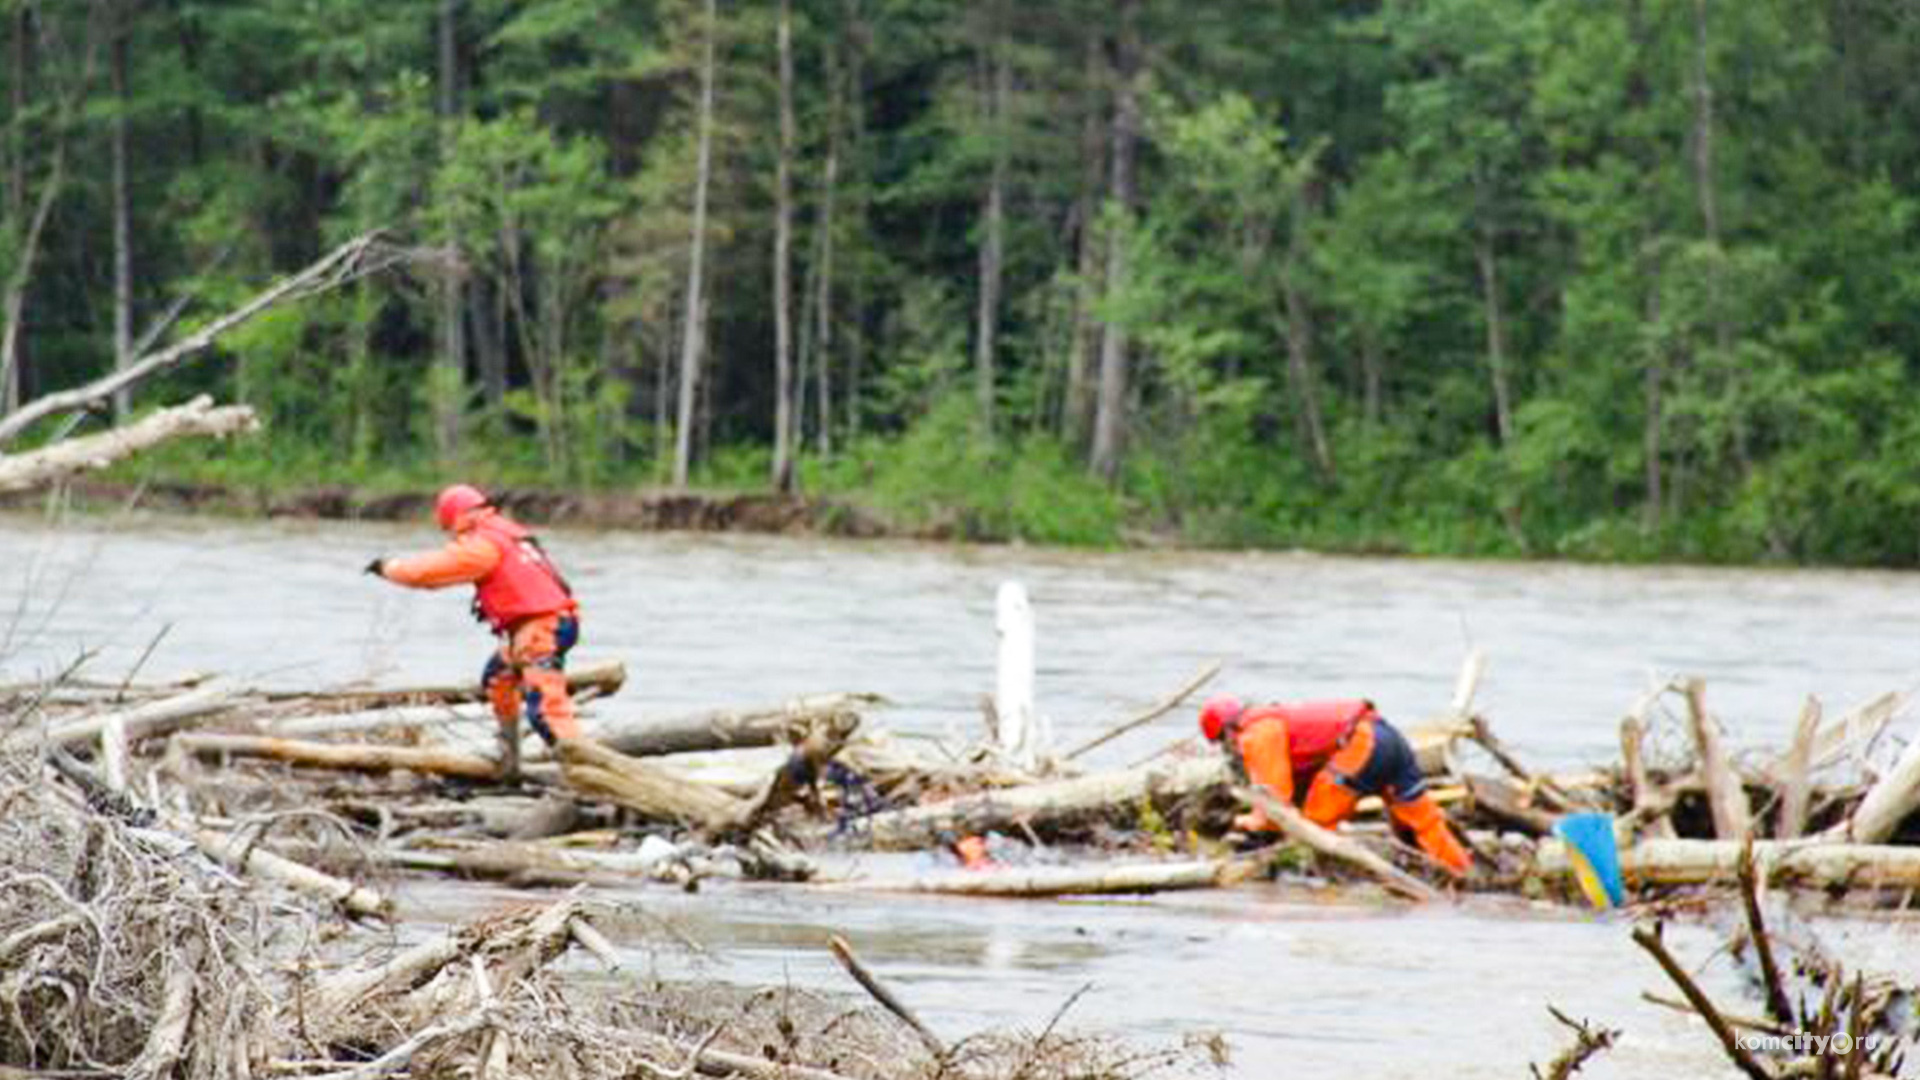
<box><xmin>1239</xmin><ymin>699</ymin><xmax>1376</xmax><ymax>775</ymax></box>
<box><xmin>468</xmin><ymin>512</ymin><xmax>574</xmax><ymax>630</ymax></box>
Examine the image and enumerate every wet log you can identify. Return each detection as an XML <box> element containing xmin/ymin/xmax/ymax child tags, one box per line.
<box><xmin>177</xmin><ymin>732</ymin><xmax>502</xmax><ymax>780</ymax></box>
<box><xmin>568</xmin><ymin>691</ymin><xmax>881</xmax><ymax>758</ymax></box>
<box><xmin>1464</xmin><ymin>774</ymin><xmax>1556</xmax><ymax>835</ymax></box>
<box><xmin>736</xmin><ymin>711</ymin><xmax>862</xmax><ymax>828</ymax></box>
<box><xmin>856</xmin><ymin>755</ymin><xmax>1230</xmax><ymax>849</ymax></box>
<box><xmin>1683</xmin><ymin>679</ymin><xmax>1752</xmax><ymax>843</ymax></box>
<box><xmin>556</xmin><ymin>736</ymin><xmax>753</xmax><ymax>832</ymax></box>
<box><xmin>267</xmin><ymin>659</ymin><xmax>626</xmax><ymax>708</ymax></box>
<box><xmin>1841</xmin><ymin>728</ymin><xmax>1920</xmax><ymax>844</ymax></box>
<box><xmin>1538</xmin><ymin>837</ymin><xmax>1920</xmax><ymax>890</ymax></box>
<box><xmin>0</xmin><ymin>395</ymin><xmax>257</xmax><ymax>493</ymax></box>
<box><xmin>1243</xmin><ymin>787</ymin><xmax>1444</xmax><ymax>902</ymax></box>
<box><xmin>44</xmin><ymin>683</ymin><xmax>240</xmax><ymax>746</ymax></box>
<box><xmin>832</xmin><ymin>859</ymin><xmax>1249</xmax><ymax>898</ymax></box>
<box><xmin>376</xmin><ymin>841</ymin><xmax>679</xmax><ymax>886</ymax></box>
<box><xmin>1775</xmin><ymin>696</ymin><xmax>1820</xmax><ymax>841</ymax></box>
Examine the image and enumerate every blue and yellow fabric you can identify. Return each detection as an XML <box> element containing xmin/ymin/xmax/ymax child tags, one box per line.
<box><xmin>1555</xmin><ymin>812</ymin><xmax>1626</xmax><ymax>910</ymax></box>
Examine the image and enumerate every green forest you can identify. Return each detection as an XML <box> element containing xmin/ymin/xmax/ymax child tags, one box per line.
<box><xmin>4</xmin><ymin>0</ymin><xmax>1920</xmax><ymax>562</ymax></box>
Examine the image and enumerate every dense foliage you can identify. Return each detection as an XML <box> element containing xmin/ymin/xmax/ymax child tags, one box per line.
<box><xmin>5</xmin><ymin>0</ymin><xmax>1920</xmax><ymax>560</ymax></box>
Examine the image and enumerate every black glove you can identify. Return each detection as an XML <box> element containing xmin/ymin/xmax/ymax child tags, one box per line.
<box><xmin>363</xmin><ymin>557</ymin><xmax>387</xmax><ymax>577</ymax></box>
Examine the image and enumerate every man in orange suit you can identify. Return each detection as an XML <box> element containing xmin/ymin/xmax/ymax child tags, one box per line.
<box><xmin>1199</xmin><ymin>695</ymin><xmax>1472</xmax><ymax>876</ymax></box>
<box><xmin>367</xmin><ymin>484</ymin><xmax>580</xmax><ymax>780</ymax></box>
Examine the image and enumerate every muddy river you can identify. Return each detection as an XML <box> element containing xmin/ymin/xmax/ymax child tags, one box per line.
<box><xmin>5</xmin><ymin>510</ymin><xmax>1917</xmax><ymax>1077</ymax></box>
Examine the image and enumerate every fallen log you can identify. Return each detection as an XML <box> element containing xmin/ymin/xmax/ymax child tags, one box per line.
<box><xmin>266</xmin><ymin>659</ymin><xmax>626</xmax><ymax>708</ymax></box>
<box><xmin>187</xmin><ymin>822</ymin><xmax>391</xmax><ymax>918</ymax></box>
<box><xmin>43</xmin><ymin>683</ymin><xmax>240</xmax><ymax>747</ymax></box>
<box><xmin>855</xmin><ymin>755</ymin><xmax>1230</xmax><ymax>850</ymax></box>
<box><xmin>1243</xmin><ymin>787</ymin><xmax>1444</xmax><ymax>902</ymax></box>
<box><xmin>1538</xmin><ymin>837</ymin><xmax>1920</xmax><ymax>890</ymax></box>
<box><xmin>563</xmin><ymin>691</ymin><xmax>880</xmax><ymax>758</ymax></box>
<box><xmin>1468</xmin><ymin>716</ymin><xmax>1572</xmax><ymax>812</ymax></box>
<box><xmin>1840</xmin><ymin>727</ymin><xmax>1920</xmax><ymax>844</ymax></box>
<box><xmin>1684</xmin><ymin>679</ymin><xmax>1752</xmax><ymax>843</ymax></box>
<box><xmin>177</xmin><ymin>733</ymin><xmax>502</xmax><ymax>781</ymax></box>
<box><xmin>556</xmin><ymin>736</ymin><xmax>754</xmax><ymax>832</ymax></box>
<box><xmin>0</xmin><ymin>395</ymin><xmax>257</xmax><ymax>493</ymax></box>
<box><xmin>830</xmin><ymin>859</ymin><xmax>1250</xmax><ymax>898</ymax></box>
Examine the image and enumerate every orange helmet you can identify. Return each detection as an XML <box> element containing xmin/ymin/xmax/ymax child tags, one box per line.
<box><xmin>435</xmin><ymin>484</ymin><xmax>489</xmax><ymax>531</ymax></box>
<box><xmin>1199</xmin><ymin>695</ymin><xmax>1244</xmax><ymax>742</ymax></box>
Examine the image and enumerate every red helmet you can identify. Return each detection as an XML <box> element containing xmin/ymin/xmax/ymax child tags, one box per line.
<box><xmin>434</xmin><ymin>484</ymin><xmax>489</xmax><ymax>531</ymax></box>
<box><xmin>1199</xmin><ymin>695</ymin><xmax>1244</xmax><ymax>742</ymax></box>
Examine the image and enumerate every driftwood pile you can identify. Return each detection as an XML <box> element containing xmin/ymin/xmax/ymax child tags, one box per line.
<box><xmin>0</xmin><ymin>698</ymin><xmax>1221</xmax><ymax>1080</ymax></box>
<box><xmin>10</xmin><ymin>650</ymin><xmax>1920</xmax><ymax>911</ymax></box>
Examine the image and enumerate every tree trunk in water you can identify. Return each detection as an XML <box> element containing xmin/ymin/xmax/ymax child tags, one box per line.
<box><xmin>1282</xmin><ymin>183</ymin><xmax>1333</xmax><ymax>478</ymax></box>
<box><xmin>673</xmin><ymin>0</ymin><xmax>718</xmax><ymax>487</ymax></box>
<box><xmin>771</xmin><ymin>0</ymin><xmax>797</xmax><ymax>491</ymax></box>
<box><xmin>972</xmin><ymin>8</ymin><xmax>1009</xmax><ymax>440</ymax></box>
<box><xmin>1062</xmin><ymin>35</ymin><xmax>1103</xmax><ymax>446</ymax></box>
<box><xmin>1088</xmin><ymin>2</ymin><xmax>1138</xmax><ymax>483</ymax></box>
<box><xmin>1475</xmin><ymin>222</ymin><xmax>1513</xmax><ymax>447</ymax></box>
<box><xmin>110</xmin><ymin>2</ymin><xmax>133</xmax><ymax>421</ymax></box>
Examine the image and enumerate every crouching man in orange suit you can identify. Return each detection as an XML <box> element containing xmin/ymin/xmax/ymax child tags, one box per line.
<box><xmin>1199</xmin><ymin>695</ymin><xmax>1472</xmax><ymax>876</ymax></box>
<box><xmin>367</xmin><ymin>484</ymin><xmax>580</xmax><ymax>780</ymax></box>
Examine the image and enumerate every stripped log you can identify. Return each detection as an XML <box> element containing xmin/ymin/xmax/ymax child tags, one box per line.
<box><xmin>1775</xmin><ymin>696</ymin><xmax>1820</xmax><ymax>841</ymax></box>
<box><xmin>44</xmin><ymin>683</ymin><xmax>240</xmax><ymax>746</ymax></box>
<box><xmin>177</xmin><ymin>733</ymin><xmax>502</xmax><ymax>780</ymax></box>
<box><xmin>0</xmin><ymin>395</ymin><xmax>257</xmax><ymax>493</ymax></box>
<box><xmin>1408</xmin><ymin>649</ymin><xmax>1486</xmax><ymax>776</ymax></box>
<box><xmin>1243</xmin><ymin>787</ymin><xmax>1444</xmax><ymax>902</ymax></box>
<box><xmin>560</xmin><ymin>691</ymin><xmax>881</xmax><ymax>758</ymax></box>
<box><xmin>555</xmin><ymin>736</ymin><xmax>753</xmax><ymax>832</ymax></box>
<box><xmin>831</xmin><ymin>859</ymin><xmax>1250</xmax><ymax>898</ymax></box>
<box><xmin>1537</xmin><ymin>837</ymin><xmax>1920</xmax><ymax>890</ymax></box>
<box><xmin>1683</xmin><ymin>679</ymin><xmax>1752</xmax><ymax>843</ymax></box>
<box><xmin>187</xmin><ymin>823</ymin><xmax>390</xmax><ymax>918</ymax></box>
<box><xmin>1841</xmin><ymin>728</ymin><xmax>1920</xmax><ymax>843</ymax></box>
<box><xmin>265</xmin><ymin>659</ymin><xmax>626</xmax><ymax>708</ymax></box>
<box><xmin>1469</xmin><ymin>716</ymin><xmax>1572</xmax><ymax>812</ymax></box>
<box><xmin>856</xmin><ymin>755</ymin><xmax>1230</xmax><ymax>849</ymax></box>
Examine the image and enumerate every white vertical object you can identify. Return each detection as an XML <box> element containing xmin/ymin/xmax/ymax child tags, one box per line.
<box><xmin>995</xmin><ymin>580</ymin><xmax>1038</xmax><ymax>766</ymax></box>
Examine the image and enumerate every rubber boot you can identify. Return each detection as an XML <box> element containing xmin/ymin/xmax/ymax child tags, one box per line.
<box><xmin>496</xmin><ymin>716</ymin><xmax>523</xmax><ymax>784</ymax></box>
<box><xmin>1390</xmin><ymin>794</ymin><xmax>1472</xmax><ymax>876</ymax></box>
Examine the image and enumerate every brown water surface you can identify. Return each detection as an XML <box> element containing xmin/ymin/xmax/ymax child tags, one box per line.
<box><xmin>6</xmin><ymin>512</ymin><xmax>1917</xmax><ymax>1077</ymax></box>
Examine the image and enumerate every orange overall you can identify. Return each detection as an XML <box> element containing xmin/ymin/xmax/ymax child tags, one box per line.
<box><xmin>379</xmin><ymin>509</ymin><xmax>581</xmax><ymax>743</ymax></box>
<box><xmin>1231</xmin><ymin>701</ymin><xmax>1471</xmax><ymax>876</ymax></box>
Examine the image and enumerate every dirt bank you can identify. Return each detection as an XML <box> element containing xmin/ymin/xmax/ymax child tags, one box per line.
<box><xmin>8</xmin><ymin>478</ymin><xmax>904</xmax><ymax>538</ymax></box>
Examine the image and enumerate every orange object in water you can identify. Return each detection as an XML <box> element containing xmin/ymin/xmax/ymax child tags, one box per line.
<box><xmin>953</xmin><ymin>835</ymin><xmax>994</xmax><ymax>871</ymax></box>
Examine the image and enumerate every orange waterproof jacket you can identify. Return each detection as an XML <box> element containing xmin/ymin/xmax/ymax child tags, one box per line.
<box><xmin>1233</xmin><ymin>699</ymin><xmax>1376</xmax><ymax>804</ymax></box>
<box><xmin>382</xmin><ymin>510</ymin><xmax>574</xmax><ymax>630</ymax></box>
